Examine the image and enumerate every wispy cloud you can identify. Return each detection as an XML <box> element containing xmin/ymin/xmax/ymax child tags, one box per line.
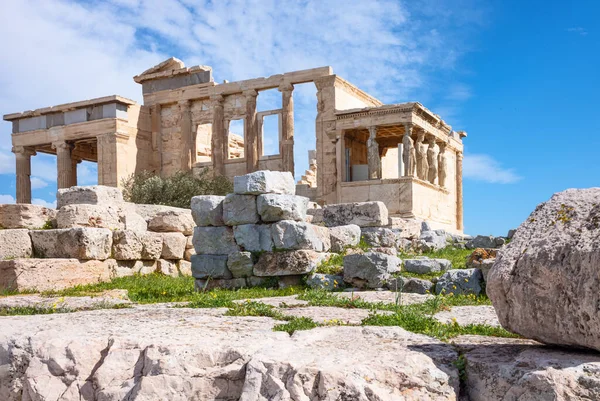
<box><xmin>32</xmin><ymin>198</ymin><xmax>57</xmax><ymax>208</ymax></box>
<box><xmin>0</xmin><ymin>194</ymin><xmax>15</xmax><ymax>204</ymax></box>
<box><xmin>30</xmin><ymin>177</ymin><xmax>48</xmax><ymax>190</ymax></box>
<box><xmin>463</xmin><ymin>153</ymin><xmax>521</xmax><ymax>184</ymax></box>
<box><xmin>567</xmin><ymin>27</ymin><xmax>588</xmax><ymax>36</ymax></box>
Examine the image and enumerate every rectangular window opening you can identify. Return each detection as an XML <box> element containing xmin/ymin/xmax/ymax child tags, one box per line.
<box><xmin>261</xmin><ymin>114</ymin><xmax>280</xmax><ymax>157</ymax></box>
<box><xmin>228</xmin><ymin>118</ymin><xmax>245</xmax><ymax>159</ymax></box>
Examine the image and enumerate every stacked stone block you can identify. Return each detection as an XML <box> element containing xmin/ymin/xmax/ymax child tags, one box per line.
<box><xmin>191</xmin><ymin>171</ymin><xmax>330</xmax><ymax>290</ymax></box>
<box><xmin>0</xmin><ymin>186</ymin><xmax>194</xmax><ymax>291</ymax></box>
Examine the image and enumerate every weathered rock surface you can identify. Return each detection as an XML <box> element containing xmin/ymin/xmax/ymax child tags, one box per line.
<box><xmin>436</xmin><ymin>268</ymin><xmax>483</xmax><ymax>296</ymax></box>
<box><xmin>0</xmin><ymin>258</ymin><xmax>112</xmax><ymax>291</ymax></box>
<box><xmin>192</xmin><ymin>226</ymin><xmax>239</xmax><ymax>255</ymax></box>
<box><xmin>360</xmin><ymin>226</ymin><xmax>397</xmax><ymax>247</ymax></box>
<box><xmin>30</xmin><ymin>228</ymin><xmax>112</xmax><ymax>260</ymax></box>
<box><xmin>108</xmin><ymin>259</ymin><xmax>158</xmax><ymax>277</ymax></box>
<box><xmin>329</xmin><ymin>224</ymin><xmax>361</xmax><ymax>252</ymax></box>
<box><xmin>419</xmin><ymin>229</ymin><xmax>448</xmax><ymax>252</ymax></box>
<box><xmin>387</xmin><ymin>277</ymin><xmax>433</xmax><ymax>294</ymax></box>
<box><xmin>253</xmin><ymin>250</ymin><xmax>328</xmax><ymax>276</ymax></box>
<box><xmin>488</xmin><ymin>188</ymin><xmax>600</xmax><ymax>351</ymax></box>
<box><xmin>0</xmin><ymin>290</ymin><xmax>130</xmax><ymax>310</ymax></box>
<box><xmin>223</xmin><ymin>194</ymin><xmax>259</xmax><ymax>225</ymax></box>
<box><xmin>0</xmin><ymin>204</ymin><xmax>56</xmax><ymax>229</ymax></box>
<box><xmin>271</xmin><ymin>220</ymin><xmax>331</xmax><ymax>252</ymax></box>
<box><xmin>160</xmin><ymin>232</ymin><xmax>187</xmax><ymax>259</ymax></box>
<box><xmin>148</xmin><ymin>210</ymin><xmax>195</xmax><ymax>235</ymax></box>
<box><xmin>453</xmin><ymin>335</ymin><xmax>600</xmax><ymax>401</ymax></box>
<box><xmin>306</xmin><ymin>273</ymin><xmax>344</xmax><ymax>291</ymax></box>
<box><xmin>0</xmin><ymin>229</ymin><xmax>32</xmax><ymax>260</ymax></box>
<box><xmin>343</xmin><ymin>252</ymin><xmax>401</xmax><ymax>288</ymax></box>
<box><xmin>190</xmin><ymin>254</ymin><xmax>231</xmax><ymax>279</ymax></box>
<box><xmin>132</xmin><ymin>203</ymin><xmax>190</xmax><ymax>223</ymax></box>
<box><xmin>256</xmin><ymin>194</ymin><xmax>308</xmax><ymax>222</ymax></box>
<box><xmin>190</xmin><ymin>195</ymin><xmax>225</xmax><ymax>226</ymax></box>
<box><xmin>227</xmin><ymin>252</ymin><xmax>254</xmax><ymax>278</ymax></box>
<box><xmin>323</xmin><ymin>201</ymin><xmax>388</xmax><ymax>227</ymax></box>
<box><xmin>434</xmin><ymin>305</ymin><xmax>500</xmax><ymax>327</ymax></box>
<box><xmin>404</xmin><ymin>257</ymin><xmax>452</xmax><ymax>274</ymax></box>
<box><xmin>57</xmin><ymin>185</ymin><xmax>123</xmax><ymax>208</ymax></box>
<box><xmin>0</xmin><ymin>308</ymin><xmax>461</xmax><ymax>401</ymax></box>
<box><xmin>233</xmin><ymin>170</ymin><xmax>295</xmax><ymax>195</ymax></box>
<box><xmin>195</xmin><ymin>277</ymin><xmax>247</xmax><ymax>291</ymax></box>
<box><xmin>233</xmin><ymin>224</ymin><xmax>273</xmax><ymax>252</ymax></box>
<box><xmin>466</xmin><ymin>234</ymin><xmax>505</xmax><ymax>249</ymax></box>
<box><xmin>56</xmin><ymin>204</ymin><xmax>125</xmax><ymax>229</ymax></box>
<box><xmin>277</xmin><ymin>306</ymin><xmax>391</xmax><ymax>324</ymax></box>
<box><xmin>112</xmin><ymin>230</ymin><xmax>163</xmax><ymax>260</ymax></box>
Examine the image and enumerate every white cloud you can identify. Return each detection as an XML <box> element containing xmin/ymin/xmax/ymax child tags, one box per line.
<box><xmin>463</xmin><ymin>153</ymin><xmax>521</xmax><ymax>184</ymax></box>
<box><xmin>30</xmin><ymin>177</ymin><xmax>48</xmax><ymax>189</ymax></box>
<box><xmin>0</xmin><ymin>194</ymin><xmax>16</xmax><ymax>204</ymax></box>
<box><xmin>32</xmin><ymin>198</ymin><xmax>57</xmax><ymax>208</ymax></box>
<box><xmin>567</xmin><ymin>27</ymin><xmax>588</xmax><ymax>36</ymax></box>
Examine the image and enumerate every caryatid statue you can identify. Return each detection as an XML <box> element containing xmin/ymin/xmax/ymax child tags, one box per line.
<box><xmin>438</xmin><ymin>141</ymin><xmax>448</xmax><ymax>188</ymax></box>
<box><xmin>415</xmin><ymin>132</ymin><xmax>429</xmax><ymax>180</ymax></box>
<box><xmin>402</xmin><ymin>127</ymin><xmax>416</xmax><ymax>177</ymax></box>
<box><xmin>427</xmin><ymin>136</ymin><xmax>439</xmax><ymax>184</ymax></box>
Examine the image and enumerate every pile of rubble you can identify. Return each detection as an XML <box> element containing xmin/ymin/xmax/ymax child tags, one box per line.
<box><xmin>0</xmin><ymin>186</ymin><xmax>194</xmax><ymax>291</ymax></box>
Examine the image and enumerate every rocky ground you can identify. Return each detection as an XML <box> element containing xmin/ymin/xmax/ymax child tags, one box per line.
<box><xmin>1</xmin><ymin>288</ymin><xmax>599</xmax><ymax>400</ymax></box>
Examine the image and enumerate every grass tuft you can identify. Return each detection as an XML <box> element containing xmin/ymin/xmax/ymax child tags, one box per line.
<box><xmin>273</xmin><ymin>317</ymin><xmax>319</xmax><ymax>334</ymax></box>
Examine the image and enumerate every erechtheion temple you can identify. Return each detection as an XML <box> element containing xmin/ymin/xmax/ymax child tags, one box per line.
<box><xmin>3</xmin><ymin>58</ymin><xmax>466</xmax><ymax>233</ymax></box>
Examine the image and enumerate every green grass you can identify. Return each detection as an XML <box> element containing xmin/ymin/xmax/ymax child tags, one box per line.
<box><xmin>225</xmin><ymin>300</ymin><xmax>287</xmax><ymax>319</ymax></box>
<box><xmin>0</xmin><ymin>303</ymin><xmax>131</xmax><ymax>316</ymax></box>
<box><xmin>273</xmin><ymin>317</ymin><xmax>319</xmax><ymax>334</ymax></box>
<box><xmin>397</xmin><ymin>246</ymin><xmax>473</xmax><ymax>281</ymax></box>
<box><xmin>315</xmin><ymin>253</ymin><xmax>344</xmax><ymax>275</ymax></box>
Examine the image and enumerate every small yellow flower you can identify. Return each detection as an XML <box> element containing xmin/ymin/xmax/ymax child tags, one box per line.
<box><xmin>334</xmin><ymin>280</ymin><xmax>338</xmax><ymax>285</ymax></box>
<box><xmin>162</xmin><ymin>291</ymin><xmax>166</xmax><ymax>295</ymax></box>
<box><xmin>452</xmin><ymin>285</ymin><xmax>457</xmax><ymax>290</ymax></box>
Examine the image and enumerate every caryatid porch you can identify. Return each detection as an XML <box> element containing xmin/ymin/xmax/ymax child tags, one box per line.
<box><xmin>333</xmin><ymin>102</ymin><xmax>466</xmax><ymax>232</ymax></box>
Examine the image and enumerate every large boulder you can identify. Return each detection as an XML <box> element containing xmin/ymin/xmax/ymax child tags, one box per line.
<box><xmin>487</xmin><ymin>188</ymin><xmax>600</xmax><ymax>351</ymax></box>
<box><xmin>436</xmin><ymin>268</ymin><xmax>483</xmax><ymax>296</ymax></box>
<box><xmin>343</xmin><ymin>252</ymin><xmax>401</xmax><ymax>288</ymax></box>
<box><xmin>227</xmin><ymin>252</ymin><xmax>254</xmax><ymax>278</ymax></box>
<box><xmin>419</xmin><ymin>229</ymin><xmax>448</xmax><ymax>252</ymax></box>
<box><xmin>0</xmin><ymin>204</ymin><xmax>56</xmax><ymax>229</ymax></box>
<box><xmin>0</xmin><ymin>229</ymin><xmax>32</xmax><ymax>260</ymax></box>
<box><xmin>271</xmin><ymin>220</ymin><xmax>331</xmax><ymax>252</ymax></box>
<box><xmin>306</xmin><ymin>273</ymin><xmax>344</xmax><ymax>291</ymax></box>
<box><xmin>30</xmin><ymin>228</ymin><xmax>112</xmax><ymax>260</ymax></box>
<box><xmin>322</xmin><ymin>201</ymin><xmax>388</xmax><ymax>227</ymax></box>
<box><xmin>0</xmin><ymin>258</ymin><xmax>113</xmax><ymax>291</ymax></box>
<box><xmin>148</xmin><ymin>210</ymin><xmax>194</xmax><ymax>235</ymax></box>
<box><xmin>56</xmin><ymin>185</ymin><xmax>123</xmax><ymax>209</ymax></box>
<box><xmin>361</xmin><ymin>227</ymin><xmax>397</xmax><ymax>247</ymax></box>
<box><xmin>256</xmin><ymin>194</ymin><xmax>308</xmax><ymax>222</ymax></box>
<box><xmin>192</xmin><ymin>226</ymin><xmax>239</xmax><ymax>255</ymax></box>
<box><xmin>190</xmin><ymin>195</ymin><xmax>225</xmax><ymax>226</ymax></box>
<box><xmin>233</xmin><ymin>224</ymin><xmax>273</xmax><ymax>252</ymax></box>
<box><xmin>160</xmin><ymin>232</ymin><xmax>187</xmax><ymax>259</ymax></box>
<box><xmin>56</xmin><ymin>204</ymin><xmax>125</xmax><ymax>230</ymax></box>
<box><xmin>329</xmin><ymin>224</ymin><xmax>361</xmax><ymax>253</ymax></box>
<box><xmin>222</xmin><ymin>194</ymin><xmax>259</xmax><ymax>225</ymax></box>
<box><xmin>466</xmin><ymin>235</ymin><xmax>506</xmax><ymax>249</ymax></box>
<box><xmin>253</xmin><ymin>250</ymin><xmax>329</xmax><ymax>276</ymax></box>
<box><xmin>404</xmin><ymin>257</ymin><xmax>452</xmax><ymax>274</ymax></box>
<box><xmin>234</xmin><ymin>170</ymin><xmax>295</xmax><ymax>195</ymax></box>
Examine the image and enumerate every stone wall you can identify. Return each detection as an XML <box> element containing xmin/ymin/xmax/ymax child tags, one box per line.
<box><xmin>0</xmin><ymin>186</ymin><xmax>193</xmax><ymax>292</ymax></box>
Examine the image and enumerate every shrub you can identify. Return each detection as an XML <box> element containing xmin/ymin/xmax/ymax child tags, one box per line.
<box><xmin>122</xmin><ymin>169</ymin><xmax>233</xmax><ymax>208</ymax></box>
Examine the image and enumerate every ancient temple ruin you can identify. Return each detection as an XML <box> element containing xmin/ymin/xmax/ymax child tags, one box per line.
<box><xmin>3</xmin><ymin>58</ymin><xmax>466</xmax><ymax>233</ymax></box>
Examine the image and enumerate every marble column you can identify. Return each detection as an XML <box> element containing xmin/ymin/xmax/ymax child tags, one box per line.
<box><xmin>278</xmin><ymin>82</ymin><xmax>295</xmax><ymax>175</ymax></box>
<box><xmin>52</xmin><ymin>140</ymin><xmax>73</xmax><ymax>189</ymax></box>
<box><xmin>456</xmin><ymin>151</ymin><xmax>464</xmax><ymax>231</ymax></box>
<box><xmin>402</xmin><ymin>124</ymin><xmax>416</xmax><ymax>177</ymax></box>
<box><xmin>71</xmin><ymin>157</ymin><xmax>81</xmax><ymax>187</ymax></box>
<box><xmin>415</xmin><ymin>131</ymin><xmax>428</xmax><ymax>181</ymax></box>
<box><xmin>12</xmin><ymin>146</ymin><xmax>36</xmax><ymax>204</ymax></box>
<box><xmin>150</xmin><ymin>104</ymin><xmax>162</xmax><ymax>175</ymax></box>
<box><xmin>179</xmin><ymin>100</ymin><xmax>193</xmax><ymax>172</ymax></box>
<box><xmin>210</xmin><ymin>95</ymin><xmax>226</xmax><ymax>176</ymax></box>
<box><xmin>244</xmin><ymin>89</ymin><xmax>259</xmax><ymax>173</ymax></box>
<box><xmin>438</xmin><ymin>142</ymin><xmax>448</xmax><ymax>188</ymax></box>
<box><xmin>427</xmin><ymin>136</ymin><xmax>439</xmax><ymax>184</ymax></box>
<box><xmin>367</xmin><ymin>126</ymin><xmax>381</xmax><ymax>180</ymax></box>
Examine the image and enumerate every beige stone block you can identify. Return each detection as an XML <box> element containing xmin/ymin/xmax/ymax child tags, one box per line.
<box><xmin>161</xmin><ymin>232</ymin><xmax>186</xmax><ymax>259</ymax></box>
<box><xmin>30</xmin><ymin>228</ymin><xmax>112</xmax><ymax>260</ymax></box>
<box><xmin>56</xmin><ymin>204</ymin><xmax>125</xmax><ymax>230</ymax></box>
<box><xmin>158</xmin><ymin>259</ymin><xmax>179</xmax><ymax>277</ymax></box>
<box><xmin>112</xmin><ymin>230</ymin><xmax>163</xmax><ymax>261</ymax></box>
<box><xmin>0</xmin><ymin>229</ymin><xmax>33</xmax><ymax>260</ymax></box>
<box><xmin>178</xmin><ymin>260</ymin><xmax>192</xmax><ymax>276</ymax></box>
<box><xmin>56</xmin><ymin>185</ymin><xmax>123</xmax><ymax>209</ymax></box>
<box><xmin>0</xmin><ymin>204</ymin><xmax>56</xmax><ymax>229</ymax></box>
<box><xmin>0</xmin><ymin>258</ymin><xmax>113</xmax><ymax>292</ymax></box>
<box><xmin>148</xmin><ymin>210</ymin><xmax>194</xmax><ymax>235</ymax></box>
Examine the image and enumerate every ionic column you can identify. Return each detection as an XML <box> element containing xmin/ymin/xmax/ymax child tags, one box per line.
<box><xmin>278</xmin><ymin>82</ymin><xmax>295</xmax><ymax>175</ymax></box>
<box><xmin>52</xmin><ymin>140</ymin><xmax>73</xmax><ymax>189</ymax></box>
<box><xmin>367</xmin><ymin>126</ymin><xmax>381</xmax><ymax>180</ymax></box>
<box><xmin>179</xmin><ymin>100</ymin><xmax>192</xmax><ymax>172</ymax></box>
<box><xmin>12</xmin><ymin>146</ymin><xmax>36</xmax><ymax>204</ymax></box>
<box><xmin>150</xmin><ymin>104</ymin><xmax>162</xmax><ymax>175</ymax></box>
<box><xmin>456</xmin><ymin>151</ymin><xmax>464</xmax><ymax>231</ymax></box>
<box><xmin>244</xmin><ymin>89</ymin><xmax>259</xmax><ymax>173</ymax></box>
<box><xmin>210</xmin><ymin>95</ymin><xmax>226</xmax><ymax>176</ymax></box>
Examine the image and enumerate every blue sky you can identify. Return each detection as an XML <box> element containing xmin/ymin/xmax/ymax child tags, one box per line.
<box><xmin>0</xmin><ymin>0</ymin><xmax>597</xmax><ymax>236</ymax></box>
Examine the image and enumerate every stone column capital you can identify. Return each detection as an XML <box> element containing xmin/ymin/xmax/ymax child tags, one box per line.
<box><xmin>243</xmin><ymin>89</ymin><xmax>258</xmax><ymax>98</ymax></box>
<box><xmin>456</xmin><ymin>151</ymin><xmax>464</xmax><ymax>161</ymax></box>
<box><xmin>210</xmin><ymin>94</ymin><xmax>224</xmax><ymax>106</ymax></box>
<box><xmin>368</xmin><ymin>126</ymin><xmax>378</xmax><ymax>136</ymax></box>
<box><xmin>278</xmin><ymin>82</ymin><xmax>294</xmax><ymax>92</ymax></box>
<box><xmin>12</xmin><ymin>146</ymin><xmax>36</xmax><ymax>157</ymax></box>
<box><xmin>403</xmin><ymin>123</ymin><xmax>413</xmax><ymax>135</ymax></box>
<box><xmin>51</xmin><ymin>140</ymin><xmax>73</xmax><ymax>151</ymax></box>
